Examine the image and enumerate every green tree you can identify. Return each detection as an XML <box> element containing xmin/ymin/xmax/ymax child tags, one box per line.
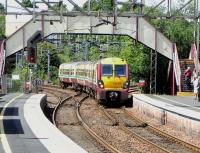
<box><xmin>83</xmin><ymin>0</ymin><xmax>113</xmax><ymax>11</ymax></box>
<box><xmin>21</xmin><ymin>0</ymin><xmax>33</xmax><ymax>8</ymax></box>
<box><xmin>0</xmin><ymin>3</ymin><xmax>5</xmax><ymax>40</ymax></box>
<box><xmin>144</xmin><ymin>5</ymin><xmax>194</xmax><ymax>59</ymax></box>
<box><xmin>0</xmin><ymin>16</ymin><xmax>5</xmax><ymax>40</ymax></box>
<box><xmin>36</xmin><ymin>41</ymin><xmax>60</xmax><ymax>84</ymax></box>
<box><xmin>51</xmin><ymin>3</ymin><xmax>68</xmax><ymax>12</ymax></box>
<box><xmin>0</xmin><ymin>3</ymin><xmax>4</xmax><ymax>12</ymax></box>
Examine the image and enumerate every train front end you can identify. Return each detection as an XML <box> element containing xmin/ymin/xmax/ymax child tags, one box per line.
<box><xmin>96</xmin><ymin>57</ymin><xmax>129</xmax><ymax>103</ymax></box>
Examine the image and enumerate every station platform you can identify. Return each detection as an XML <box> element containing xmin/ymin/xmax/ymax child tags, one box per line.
<box><xmin>0</xmin><ymin>93</ymin><xmax>87</xmax><ymax>153</ymax></box>
<box><xmin>132</xmin><ymin>94</ymin><xmax>200</xmax><ymax>136</ymax></box>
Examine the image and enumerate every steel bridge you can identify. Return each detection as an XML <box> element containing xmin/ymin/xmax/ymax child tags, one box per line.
<box><xmin>6</xmin><ymin>12</ymin><xmax>173</xmax><ymax>59</ymax></box>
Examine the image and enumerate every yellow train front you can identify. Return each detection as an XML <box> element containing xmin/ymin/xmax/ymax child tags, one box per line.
<box><xmin>96</xmin><ymin>57</ymin><xmax>129</xmax><ymax>103</ymax></box>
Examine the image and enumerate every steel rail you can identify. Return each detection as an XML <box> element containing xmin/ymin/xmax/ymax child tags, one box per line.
<box><xmin>42</xmin><ymin>85</ymin><xmax>81</xmax><ymax>126</ymax></box>
<box><xmin>42</xmin><ymin>87</ymin><xmax>62</xmax><ymax>105</ymax></box>
<box><xmin>51</xmin><ymin>92</ymin><xmax>82</xmax><ymax>126</ymax></box>
<box><xmin>76</xmin><ymin>99</ymin><xmax>121</xmax><ymax>153</ymax></box>
<box><xmin>123</xmin><ymin>108</ymin><xmax>200</xmax><ymax>153</ymax></box>
<box><xmin>100</xmin><ymin>107</ymin><xmax>170</xmax><ymax>153</ymax></box>
<box><xmin>43</xmin><ymin>84</ymin><xmax>60</xmax><ymax>89</ymax></box>
<box><xmin>52</xmin><ymin>96</ymin><xmax>73</xmax><ymax>126</ymax></box>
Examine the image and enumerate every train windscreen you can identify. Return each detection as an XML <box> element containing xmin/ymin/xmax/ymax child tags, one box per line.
<box><xmin>102</xmin><ymin>64</ymin><xmax>113</xmax><ymax>76</ymax></box>
<box><xmin>115</xmin><ymin>65</ymin><xmax>126</xmax><ymax>76</ymax></box>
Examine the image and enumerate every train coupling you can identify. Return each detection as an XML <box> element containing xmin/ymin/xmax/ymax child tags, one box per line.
<box><xmin>109</xmin><ymin>91</ymin><xmax>118</xmax><ymax>101</ymax></box>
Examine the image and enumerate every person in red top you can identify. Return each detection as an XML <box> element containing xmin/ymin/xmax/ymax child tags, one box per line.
<box><xmin>184</xmin><ymin>67</ymin><xmax>192</xmax><ymax>90</ymax></box>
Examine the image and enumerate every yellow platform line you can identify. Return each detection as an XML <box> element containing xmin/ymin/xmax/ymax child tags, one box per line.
<box><xmin>177</xmin><ymin>92</ymin><xmax>195</xmax><ymax>96</ymax></box>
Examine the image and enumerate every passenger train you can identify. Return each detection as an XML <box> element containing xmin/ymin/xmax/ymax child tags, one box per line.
<box><xmin>58</xmin><ymin>57</ymin><xmax>129</xmax><ymax>103</ymax></box>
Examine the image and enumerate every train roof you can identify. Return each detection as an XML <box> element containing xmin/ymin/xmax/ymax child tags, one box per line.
<box><xmin>98</xmin><ymin>57</ymin><xmax>127</xmax><ymax>64</ymax></box>
<box><xmin>59</xmin><ymin>57</ymin><xmax>127</xmax><ymax>68</ymax></box>
<box><xmin>59</xmin><ymin>61</ymin><xmax>95</xmax><ymax>69</ymax></box>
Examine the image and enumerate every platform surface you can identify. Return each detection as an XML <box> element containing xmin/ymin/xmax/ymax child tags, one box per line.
<box><xmin>133</xmin><ymin>94</ymin><xmax>200</xmax><ymax>120</ymax></box>
<box><xmin>0</xmin><ymin>93</ymin><xmax>87</xmax><ymax>153</ymax></box>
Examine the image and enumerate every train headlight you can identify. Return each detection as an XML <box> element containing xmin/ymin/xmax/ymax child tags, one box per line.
<box><xmin>98</xmin><ymin>80</ymin><xmax>104</xmax><ymax>89</ymax></box>
<box><xmin>123</xmin><ymin>81</ymin><xmax>129</xmax><ymax>89</ymax></box>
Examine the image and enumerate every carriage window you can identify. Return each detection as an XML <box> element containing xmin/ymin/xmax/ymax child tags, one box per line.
<box><xmin>115</xmin><ymin>65</ymin><xmax>126</xmax><ymax>76</ymax></box>
<box><xmin>102</xmin><ymin>64</ymin><xmax>113</xmax><ymax>76</ymax></box>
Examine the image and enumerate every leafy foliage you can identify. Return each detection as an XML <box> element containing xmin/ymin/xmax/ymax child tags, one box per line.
<box><xmin>0</xmin><ymin>16</ymin><xmax>5</xmax><ymax>40</ymax></box>
<box><xmin>0</xmin><ymin>3</ymin><xmax>4</xmax><ymax>13</ymax></box>
<box><xmin>149</xmin><ymin>18</ymin><xmax>193</xmax><ymax>59</ymax></box>
<box><xmin>36</xmin><ymin>41</ymin><xmax>61</xmax><ymax>83</ymax></box>
<box><xmin>143</xmin><ymin>5</ymin><xmax>194</xmax><ymax>59</ymax></box>
<box><xmin>83</xmin><ymin>0</ymin><xmax>113</xmax><ymax>11</ymax></box>
<box><xmin>21</xmin><ymin>0</ymin><xmax>33</xmax><ymax>8</ymax></box>
<box><xmin>0</xmin><ymin>3</ymin><xmax>5</xmax><ymax>40</ymax></box>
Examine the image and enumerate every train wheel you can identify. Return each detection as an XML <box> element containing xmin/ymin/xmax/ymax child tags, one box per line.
<box><xmin>64</xmin><ymin>83</ymin><xmax>68</xmax><ymax>89</ymax></box>
<box><xmin>74</xmin><ymin>84</ymin><xmax>78</xmax><ymax>91</ymax></box>
<box><xmin>98</xmin><ymin>100</ymin><xmax>106</xmax><ymax>105</ymax></box>
<box><xmin>125</xmin><ymin>95</ymin><xmax>133</xmax><ymax>107</ymax></box>
<box><xmin>61</xmin><ymin>82</ymin><xmax>65</xmax><ymax>89</ymax></box>
<box><xmin>89</xmin><ymin>88</ymin><xmax>94</xmax><ymax>97</ymax></box>
<box><xmin>72</xmin><ymin>83</ymin><xmax>76</xmax><ymax>90</ymax></box>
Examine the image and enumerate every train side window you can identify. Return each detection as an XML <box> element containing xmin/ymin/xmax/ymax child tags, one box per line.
<box><xmin>115</xmin><ymin>65</ymin><xmax>126</xmax><ymax>76</ymax></box>
<box><xmin>102</xmin><ymin>64</ymin><xmax>113</xmax><ymax>76</ymax></box>
<box><xmin>64</xmin><ymin>69</ymin><xmax>67</xmax><ymax>75</ymax></box>
<box><xmin>77</xmin><ymin>69</ymin><xmax>79</xmax><ymax>76</ymax></box>
<box><xmin>89</xmin><ymin>69</ymin><xmax>92</xmax><ymax>79</ymax></box>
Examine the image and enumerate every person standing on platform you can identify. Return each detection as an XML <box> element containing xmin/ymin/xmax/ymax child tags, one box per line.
<box><xmin>193</xmin><ymin>76</ymin><xmax>199</xmax><ymax>100</ymax></box>
<box><xmin>191</xmin><ymin>69</ymin><xmax>198</xmax><ymax>83</ymax></box>
<box><xmin>184</xmin><ymin>67</ymin><xmax>192</xmax><ymax>90</ymax></box>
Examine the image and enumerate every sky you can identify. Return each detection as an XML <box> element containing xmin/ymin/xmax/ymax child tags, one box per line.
<box><xmin>0</xmin><ymin>0</ymin><xmax>180</xmax><ymax>12</ymax></box>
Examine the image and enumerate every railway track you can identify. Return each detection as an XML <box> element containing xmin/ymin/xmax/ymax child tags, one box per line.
<box><xmin>79</xmin><ymin>97</ymin><xmax>172</xmax><ymax>153</ymax></box>
<box><xmin>44</xmin><ymin>86</ymin><xmax>120</xmax><ymax>152</ymax></box>
<box><xmin>76</xmin><ymin>97</ymin><xmax>121</xmax><ymax>153</ymax></box>
<box><xmin>43</xmin><ymin>86</ymin><xmax>110</xmax><ymax>153</ymax></box>
<box><xmin>101</xmin><ymin>107</ymin><xmax>171</xmax><ymax>153</ymax></box>
<box><xmin>102</xmin><ymin>107</ymin><xmax>200</xmax><ymax>153</ymax></box>
<box><xmin>43</xmin><ymin>85</ymin><xmax>200</xmax><ymax>153</ymax></box>
<box><xmin>123</xmin><ymin>108</ymin><xmax>200</xmax><ymax>153</ymax></box>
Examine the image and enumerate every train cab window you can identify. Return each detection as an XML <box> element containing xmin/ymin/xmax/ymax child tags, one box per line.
<box><xmin>102</xmin><ymin>64</ymin><xmax>113</xmax><ymax>76</ymax></box>
<box><xmin>115</xmin><ymin>65</ymin><xmax>126</xmax><ymax>76</ymax></box>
